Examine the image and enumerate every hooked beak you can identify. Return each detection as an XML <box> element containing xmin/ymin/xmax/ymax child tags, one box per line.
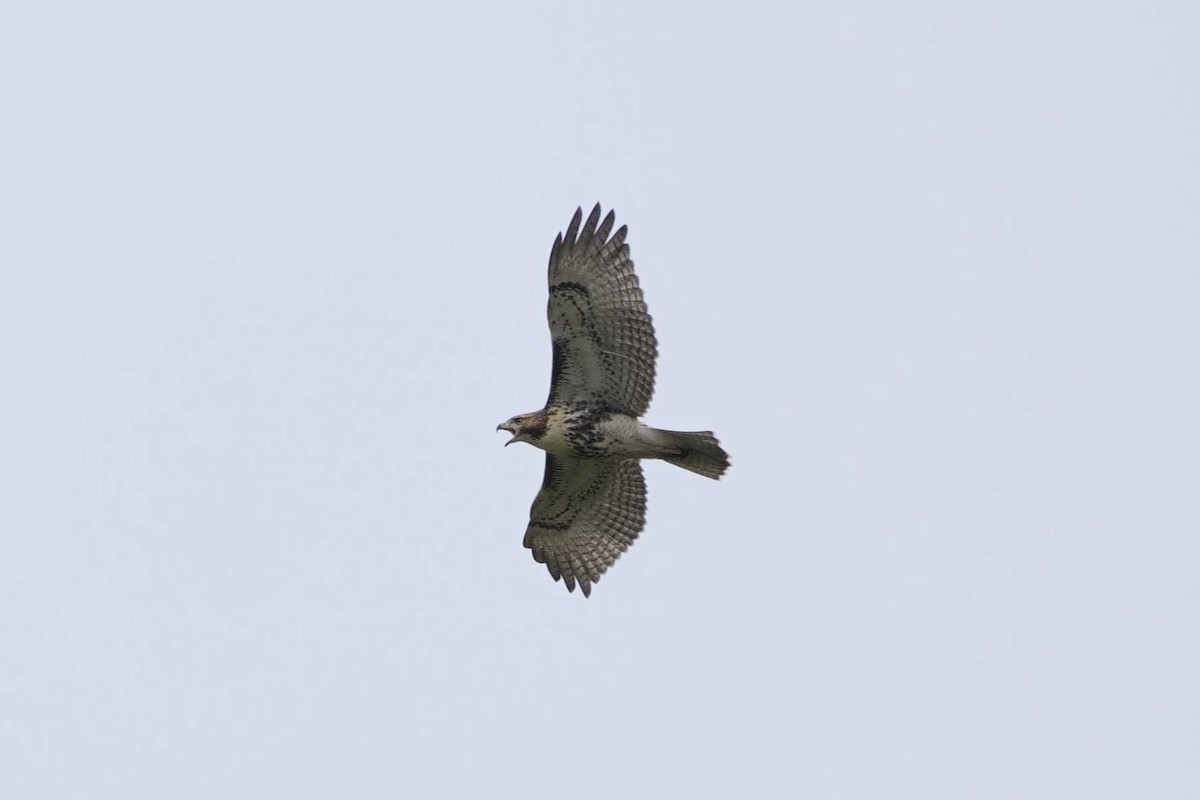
<box><xmin>497</xmin><ymin>421</ymin><xmax>518</xmax><ymax>446</ymax></box>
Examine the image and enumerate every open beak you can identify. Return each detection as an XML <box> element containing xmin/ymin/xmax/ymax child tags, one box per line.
<box><xmin>497</xmin><ymin>421</ymin><xmax>517</xmax><ymax>445</ymax></box>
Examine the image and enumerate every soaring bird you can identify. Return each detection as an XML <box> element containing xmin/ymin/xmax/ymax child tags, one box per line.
<box><xmin>498</xmin><ymin>204</ymin><xmax>729</xmax><ymax>596</ymax></box>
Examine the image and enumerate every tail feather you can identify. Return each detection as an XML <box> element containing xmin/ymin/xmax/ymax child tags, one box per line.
<box><xmin>652</xmin><ymin>429</ymin><xmax>730</xmax><ymax>479</ymax></box>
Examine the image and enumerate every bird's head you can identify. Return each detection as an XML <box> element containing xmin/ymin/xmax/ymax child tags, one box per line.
<box><xmin>497</xmin><ymin>411</ymin><xmax>546</xmax><ymax>447</ymax></box>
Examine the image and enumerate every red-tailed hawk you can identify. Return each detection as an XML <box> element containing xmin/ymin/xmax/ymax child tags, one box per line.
<box><xmin>498</xmin><ymin>204</ymin><xmax>729</xmax><ymax>596</ymax></box>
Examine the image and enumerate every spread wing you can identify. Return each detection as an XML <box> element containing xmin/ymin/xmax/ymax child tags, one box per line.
<box><xmin>546</xmin><ymin>204</ymin><xmax>657</xmax><ymax>416</ymax></box>
<box><xmin>523</xmin><ymin>454</ymin><xmax>647</xmax><ymax>597</ymax></box>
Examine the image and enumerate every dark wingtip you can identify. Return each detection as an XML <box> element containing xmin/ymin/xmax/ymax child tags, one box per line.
<box><xmin>548</xmin><ymin>231</ymin><xmax>565</xmax><ymax>269</ymax></box>
<box><xmin>581</xmin><ymin>204</ymin><xmax>602</xmax><ymax>240</ymax></box>
<box><xmin>595</xmin><ymin>209</ymin><xmax>616</xmax><ymax>247</ymax></box>
<box><xmin>563</xmin><ymin>207</ymin><xmax>584</xmax><ymax>245</ymax></box>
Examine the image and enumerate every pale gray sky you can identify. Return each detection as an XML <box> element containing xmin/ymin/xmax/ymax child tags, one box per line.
<box><xmin>2</xmin><ymin>2</ymin><xmax>1197</xmax><ymax>797</ymax></box>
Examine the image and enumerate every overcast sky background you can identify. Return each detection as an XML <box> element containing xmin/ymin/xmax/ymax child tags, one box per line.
<box><xmin>2</xmin><ymin>2</ymin><xmax>1197</xmax><ymax>797</ymax></box>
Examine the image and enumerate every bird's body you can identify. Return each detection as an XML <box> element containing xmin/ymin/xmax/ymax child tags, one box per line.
<box><xmin>507</xmin><ymin>406</ymin><xmax>662</xmax><ymax>460</ymax></box>
<box><xmin>499</xmin><ymin>205</ymin><xmax>729</xmax><ymax>596</ymax></box>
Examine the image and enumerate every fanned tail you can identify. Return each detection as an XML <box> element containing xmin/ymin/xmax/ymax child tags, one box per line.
<box><xmin>652</xmin><ymin>429</ymin><xmax>730</xmax><ymax>479</ymax></box>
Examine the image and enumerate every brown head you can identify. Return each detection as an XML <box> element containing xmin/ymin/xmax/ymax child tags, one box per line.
<box><xmin>496</xmin><ymin>409</ymin><xmax>548</xmax><ymax>447</ymax></box>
